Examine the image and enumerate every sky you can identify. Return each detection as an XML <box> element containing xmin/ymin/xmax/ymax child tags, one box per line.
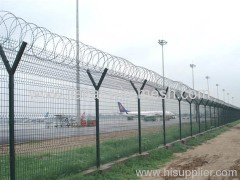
<box><xmin>1</xmin><ymin>0</ymin><xmax>240</xmax><ymax>106</ymax></box>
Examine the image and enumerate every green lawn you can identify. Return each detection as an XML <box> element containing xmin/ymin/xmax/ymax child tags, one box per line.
<box><xmin>0</xmin><ymin>119</ymin><xmax>237</xmax><ymax>180</ymax></box>
<box><xmin>63</xmin><ymin>125</ymin><xmax>232</xmax><ymax>180</ymax></box>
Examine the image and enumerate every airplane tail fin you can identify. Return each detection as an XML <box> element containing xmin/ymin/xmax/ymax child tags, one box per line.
<box><xmin>118</xmin><ymin>102</ymin><xmax>129</xmax><ymax>113</ymax></box>
<box><xmin>44</xmin><ymin>112</ymin><xmax>49</xmax><ymax>118</ymax></box>
<box><xmin>80</xmin><ymin>112</ymin><xmax>85</xmax><ymax>119</ymax></box>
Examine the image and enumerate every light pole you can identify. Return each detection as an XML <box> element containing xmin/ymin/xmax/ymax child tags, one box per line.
<box><xmin>158</xmin><ymin>40</ymin><xmax>167</xmax><ymax>88</ymax></box>
<box><xmin>222</xmin><ymin>89</ymin><xmax>225</xmax><ymax>102</ymax></box>
<box><xmin>190</xmin><ymin>64</ymin><xmax>197</xmax><ymax>123</ymax></box>
<box><xmin>190</xmin><ymin>64</ymin><xmax>196</xmax><ymax>89</ymax></box>
<box><xmin>205</xmin><ymin>76</ymin><xmax>210</xmax><ymax>95</ymax></box>
<box><xmin>76</xmin><ymin>0</ymin><xmax>81</xmax><ymax>125</ymax></box>
<box><xmin>227</xmin><ymin>93</ymin><xmax>229</xmax><ymax>104</ymax></box>
<box><xmin>232</xmin><ymin>97</ymin><xmax>234</xmax><ymax>104</ymax></box>
<box><xmin>216</xmin><ymin>84</ymin><xmax>219</xmax><ymax>99</ymax></box>
<box><xmin>158</xmin><ymin>39</ymin><xmax>167</xmax><ymax>145</ymax></box>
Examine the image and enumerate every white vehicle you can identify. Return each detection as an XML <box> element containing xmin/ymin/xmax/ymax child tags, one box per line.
<box><xmin>45</xmin><ymin>112</ymin><xmax>86</xmax><ymax>128</ymax></box>
<box><xmin>118</xmin><ymin>102</ymin><xmax>175</xmax><ymax>120</ymax></box>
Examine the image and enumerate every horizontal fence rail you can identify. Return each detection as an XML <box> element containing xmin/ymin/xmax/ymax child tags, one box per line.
<box><xmin>0</xmin><ymin>11</ymin><xmax>240</xmax><ymax>180</ymax></box>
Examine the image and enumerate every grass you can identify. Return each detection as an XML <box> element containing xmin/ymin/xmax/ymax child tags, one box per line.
<box><xmin>0</xmin><ymin>119</ymin><xmax>238</xmax><ymax>180</ymax></box>
<box><xmin>226</xmin><ymin>119</ymin><xmax>240</xmax><ymax>127</ymax></box>
<box><xmin>63</xmin><ymin>125</ymin><xmax>231</xmax><ymax>180</ymax></box>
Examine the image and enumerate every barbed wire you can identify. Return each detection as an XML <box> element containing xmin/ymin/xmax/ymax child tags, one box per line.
<box><xmin>0</xmin><ymin>11</ymin><xmax>232</xmax><ymax>107</ymax></box>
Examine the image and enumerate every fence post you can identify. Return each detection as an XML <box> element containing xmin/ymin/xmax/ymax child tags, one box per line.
<box><xmin>0</xmin><ymin>42</ymin><xmax>27</xmax><ymax>180</ymax></box>
<box><xmin>186</xmin><ymin>98</ymin><xmax>193</xmax><ymax>137</ymax></box>
<box><xmin>87</xmin><ymin>68</ymin><xmax>108</xmax><ymax>168</ymax></box>
<box><xmin>213</xmin><ymin>104</ymin><xmax>217</xmax><ymax>128</ymax></box>
<box><xmin>221</xmin><ymin>106</ymin><xmax>223</xmax><ymax>125</ymax></box>
<box><xmin>195</xmin><ymin>99</ymin><xmax>203</xmax><ymax>133</ymax></box>
<box><xmin>130</xmin><ymin>80</ymin><xmax>147</xmax><ymax>154</ymax></box>
<box><xmin>204</xmin><ymin>100</ymin><xmax>209</xmax><ymax>131</ymax></box>
<box><xmin>223</xmin><ymin>106</ymin><xmax>226</xmax><ymax>125</ymax></box>
<box><xmin>175</xmin><ymin>92</ymin><xmax>185</xmax><ymax>140</ymax></box>
<box><xmin>209</xmin><ymin>102</ymin><xmax>212</xmax><ymax>127</ymax></box>
<box><xmin>156</xmin><ymin>87</ymin><xmax>168</xmax><ymax>145</ymax></box>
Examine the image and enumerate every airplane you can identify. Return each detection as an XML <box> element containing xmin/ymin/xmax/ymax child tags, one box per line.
<box><xmin>117</xmin><ymin>102</ymin><xmax>175</xmax><ymax>121</ymax></box>
<box><xmin>24</xmin><ymin>112</ymin><xmax>50</xmax><ymax>123</ymax></box>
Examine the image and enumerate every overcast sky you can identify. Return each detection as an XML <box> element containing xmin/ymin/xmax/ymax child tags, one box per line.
<box><xmin>2</xmin><ymin>0</ymin><xmax>240</xmax><ymax>106</ymax></box>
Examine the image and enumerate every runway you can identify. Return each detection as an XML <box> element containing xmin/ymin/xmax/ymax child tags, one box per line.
<box><xmin>0</xmin><ymin>117</ymin><xmax>194</xmax><ymax>145</ymax></box>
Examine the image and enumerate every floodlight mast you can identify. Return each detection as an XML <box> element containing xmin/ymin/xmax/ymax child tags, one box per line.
<box><xmin>216</xmin><ymin>84</ymin><xmax>219</xmax><ymax>99</ymax></box>
<box><xmin>205</xmin><ymin>76</ymin><xmax>210</xmax><ymax>95</ymax></box>
<box><xmin>76</xmin><ymin>0</ymin><xmax>81</xmax><ymax>125</ymax></box>
<box><xmin>190</xmin><ymin>64</ymin><xmax>196</xmax><ymax>90</ymax></box>
<box><xmin>158</xmin><ymin>40</ymin><xmax>167</xmax><ymax>88</ymax></box>
<box><xmin>158</xmin><ymin>39</ymin><xmax>167</xmax><ymax>145</ymax></box>
<box><xmin>222</xmin><ymin>89</ymin><xmax>225</xmax><ymax>102</ymax></box>
<box><xmin>227</xmin><ymin>93</ymin><xmax>230</xmax><ymax>104</ymax></box>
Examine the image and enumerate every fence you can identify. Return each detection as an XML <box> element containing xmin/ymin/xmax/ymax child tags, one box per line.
<box><xmin>0</xmin><ymin>11</ymin><xmax>240</xmax><ymax>180</ymax></box>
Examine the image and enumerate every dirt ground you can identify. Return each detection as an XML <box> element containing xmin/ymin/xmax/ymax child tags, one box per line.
<box><xmin>141</xmin><ymin>125</ymin><xmax>240</xmax><ymax>180</ymax></box>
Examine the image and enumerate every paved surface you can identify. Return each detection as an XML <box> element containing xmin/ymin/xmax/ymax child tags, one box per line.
<box><xmin>0</xmin><ymin>117</ymin><xmax>196</xmax><ymax>145</ymax></box>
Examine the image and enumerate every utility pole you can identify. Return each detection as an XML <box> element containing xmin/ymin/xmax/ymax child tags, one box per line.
<box><xmin>190</xmin><ymin>64</ymin><xmax>196</xmax><ymax>90</ymax></box>
<box><xmin>222</xmin><ymin>89</ymin><xmax>225</xmax><ymax>102</ymax></box>
<box><xmin>76</xmin><ymin>0</ymin><xmax>81</xmax><ymax>125</ymax></box>
<box><xmin>190</xmin><ymin>64</ymin><xmax>197</xmax><ymax>122</ymax></box>
<box><xmin>205</xmin><ymin>76</ymin><xmax>210</xmax><ymax>95</ymax></box>
<box><xmin>216</xmin><ymin>84</ymin><xmax>219</xmax><ymax>99</ymax></box>
<box><xmin>158</xmin><ymin>39</ymin><xmax>167</xmax><ymax>145</ymax></box>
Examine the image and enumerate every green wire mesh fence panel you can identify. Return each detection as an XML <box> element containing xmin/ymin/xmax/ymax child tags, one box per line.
<box><xmin>210</xmin><ymin>106</ymin><xmax>214</xmax><ymax>129</ymax></box>
<box><xmin>141</xmin><ymin>86</ymin><xmax>163</xmax><ymax>151</ymax></box>
<box><xmin>181</xmin><ymin>101</ymin><xmax>191</xmax><ymax>139</ymax></box>
<box><xmin>98</xmin><ymin>79</ymin><xmax>139</xmax><ymax>165</ymax></box>
<box><xmin>0</xmin><ymin>63</ymin><xmax>10</xmax><ymax>180</ymax></box>
<box><xmin>192</xmin><ymin>103</ymin><xmax>199</xmax><ymax>135</ymax></box>
<box><xmin>1</xmin><ymin>10</ymin><xmax>240</xmax><ymax>180</ymax></box>
<box><xmin>0</xmin><ymin>42</ymin><xmax>99</xmax><ymax>179</ymax></box>
<box><xmin>165</xmin><ymin>98</ymin><xmax>179</xmax><ymax>143</ymax></box>
<box><xmin>199</xmin><ymin>104</ymin><xmax>205</xmax><ymax>132</ymax></box>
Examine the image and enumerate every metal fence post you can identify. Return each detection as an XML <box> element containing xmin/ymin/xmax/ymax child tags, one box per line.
<box><xmin>175</xmin><ymin>92</ymin><xmax>184</xmax><ymax>140</ymax></box>
<box><xmin>156</xmin><ymin>87</ymin><xmax>168</xmax><ymax>145</ymax></box>
<box><xmin>186</xmin><ymin>98</ymin><xmax>193</xmax><ymax>137</ymax></box>
<box><xmin>178</xmin><ymin>100</ymin><xmax>182</xmax><ymax>139</ymax></box>
<box><xmin>223</xmin><ymin>106</ymin><xmax>225</xmax><ymax>125</ymax></box>
<box><xmin>209</xmin><ymin>102</ymin><xmax>212</xmax><ymax>126</ymax></box>
<box><xmin>87</xmin><ymin>68</ymin><xmax>108</xmax><ymax>168</ymax></box>
<box><xmin>195</xmin><ymin>99</ymin><xmax>203</xmax><ymax>133</ymax></box>
<box><xmin>0</xmin><ymin>42</ymin><xmax>27</xmax><ymax>180</ymax></box>
<box><xmin>190</xmin><ymin>102</ymin><xmax>192</xmax><ymax>136</ymax></box>
<box><xmin>130</xmin><ymin>80</ymin><xmax>147</xmax><ymax>154</ymax></box>
<box><xmin>162</xmin><ymin>98</ymin><xmax>166</xmax><ymax>144</ymax></box>
<box><xmin>213</xmin><ymin>105</ymin><xmax>217</xmax><ymax>128</ymax></box>
<box><xmin>204</xmin><ymin>105</ymin><xmax>207</xmax><ymax>131</ymax></box>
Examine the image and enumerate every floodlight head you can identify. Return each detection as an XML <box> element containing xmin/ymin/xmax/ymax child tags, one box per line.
<box><xmin>222</xmin><ymin>89</ymin><xmax>225</xmax><ymax>91</ymax></box>
<box><xmin>205</xmin><ymin>76</ymin><xmax>210</xmax><ymax>79</ymax></box>
<box><xmin>216</xmin><ymin>84</ymin><xmax>219</xmax><ymax>86</ymax></box>
<box><xmin>190</xmin><ymin>64</ymin><xmax>196</xmax><ymax>68</ymax></box>
<box><xmin>158</xmin><ymin>40</ymin><xmax>167</xmax><ymax>46</ymax></box>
